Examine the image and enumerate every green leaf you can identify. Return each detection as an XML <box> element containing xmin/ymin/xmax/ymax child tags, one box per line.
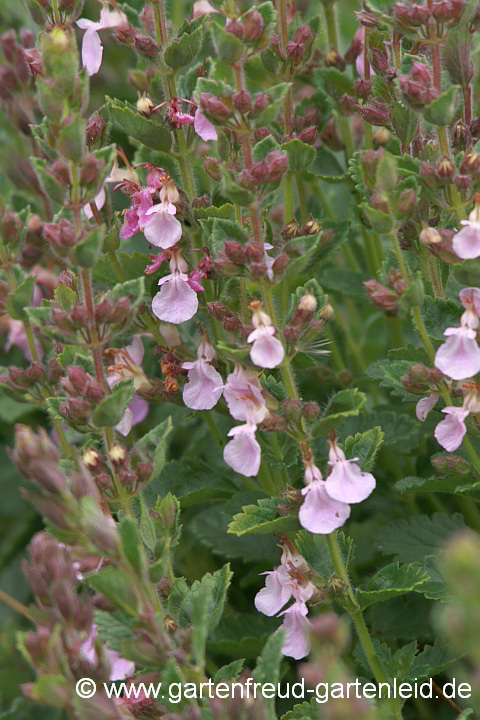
<box><xmin>164</xmin><ymin>26</ymin><xmax>203</xmax><ymax>68</ymax></box>
<box><xmin>281</xmin><ymin>139</ymin><xmax>315</xmax><ymax>174</ymax></box>
<box><xmin>318</xmin><ymin>267</ymin><xmax>367</xmax><ymax>300</ymax></box>
<box><xmin>361</xmin><ymin>203</ymin><xmax>393</xmax><ymax>233</ymax></box>
<box><xmin>119</xmin><ymin>517</ymin><xmax>147</xmax><ymax>575</ymax></box>
<box><xmin>133</xmin><ymin>417</ymin><xmax>173</xmax><ymax>482</ymax></box>
<box><xmin>91</xmin><ymin>380</ymin><xmax>134</xmax><ymax>428</ymax></box>
<box><xmin>211</xmin><ymin>22</ymin><xmax>244</xmax><ymax>65</ymax></box>
<box><xmin>401</xmin><ymin>639</ymin><xmax>458</xmax><ymax>681</ymax></box>
<box><xmin>194</xmin><ymin>203</ymin><xmax>234</xmax><ymax>220</ymax></box>
<box><xmin>395</xmin><ymin>475</ymin><xmax>480</xmax><ymax>500</ymax></box>
<box><xmin>452</xmin><ymin>258</ymin><xmax>480</xmax><ymax>287</ymax></box>
<box><xmin>228</xmin><ymin>497</ymin><xmax>301</xmax><ymax>536</ymax></box>
<box><xmin>375</xmin><ymin>513</ymin><xmax>466</xmax><ymax>563</ymax></box>
<box><xmin>214</xmin><ymin>659</ymin><xmax>245</xmax><ymax>683</ymax></box>
<box><xmin>168</xmin><ymin>563</ymin><xmax>233</xmax><ymax>632</ymax></box>
<box><xmin>390</xmin><ymin>101</ymin><xmax>418</xmax><ymax>146</ymax></box>
<box><xmin>105</xmin><ymin>97</ymin><xmax>172</xmax><ymax>152</ymax></box>
<box><xmin>423</xmin><ymin>85</ymin><xmax>460</xmax><ymax>126</ymax></box>
<box><xmin>7</xmin><ymin>275</ymin><xmax>36</xmax><ymax>320</ymax></box>
<box><xmin>343</xmin><ymin>426</ymin><xmax>384</xmax><ymax>472</ymax></box>
<box><xmin>54</xmin><ymin>284</ymin><xmax>75</xmax><ymax>312</ymax></box>
<box><xmin>57</xmin><ymin>116</ymin><xmax>85</xmax><ymax>162</ymax></box>
<box><xmin>86</xmin><ymin>566</ymin><xmax>138</xmax><ymax>615</ymax></box>
<box><xmin>191</xmin><ymin>577</ymin><xmax>213</xmax><ymax>668</ymax></box>
<box><xmin>280</xmin><ymin>698</ymin><xmax>321</xmax><ymax>720</ymax></box>
<box><xmin>139</xmin><ymin>493</ymin><xmax>157</xmax><ymax>553</ymax></box>
<box><xmin>307</xmin><ymin>146</ymin><xmax>345</xmax><ymax>181</ymax></box>
<box><xmin>356</xmin><ymin>562</ymin><xmax>430</xmax><ymax>610</ymax></box>
<box><xmin>311</xmin><ymin>388</ymin><xmax>367</xmax><ymax>437</ymax></box>
<box><xmin>296</xmin><ymin>530</ymin><xmax>354</xmax><ymax>578</ymax></box>
<box><xmin>31</xmin><ymin>157</ymin><xmax>66</xmax><ymax>204</ymax></box>
<box><xmin>253</xmin><ymin>135</ymin><xmax>280</xmax><ymax>162</ymax></box>
<box><xmin>421</xmin><ymin>295</ymin><xmax>462</xmax><ymax>341</ymax></box>
<box><xmin>72</xmin><ymin>225</ymin><xmax>105</xmax><ymax>268</ymax></box>
<box><xmin>94</xmin><ymin>609</ymin><xmax>134</xmax><ymax>654</ymax></box>
<box><xmin>365</xmin><ymin>359</ymin><xmax>420</xmax><ymax>402</ymax></box>
<box><xmin>254</xmin><ymin>631</ymin><xmax>284</xmax><ymax>719</ymax></box>
<box><xmin>315</xmin><ymin>67</ymin><xmax>354</xmax><ymax>101</ymax></box>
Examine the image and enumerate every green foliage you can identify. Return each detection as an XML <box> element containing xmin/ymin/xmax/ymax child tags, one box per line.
<box><xmin>423</xmin><ymin>86</ymin><xmax>460</xmax><ymax>126</ymax></box>
<box><xmin>228</xmin><ymin>497</ymin><xmax>301</xmax><ymax>536</ymax></box>
<box><xmin>91</xmin><ymin>380</ymin><xmax>134</xmax><ymax>428</ymax></box>
<box><xmin>356</xmin><ymin>562</ymin><xmax>430</xmax><ymax>609</ymax></box>
<box><xmin>164</xmin><ymin>26</ymin><xmax>204</xmax><ymax>69</ymax></box>
<box><xmin>168</xmin><ymin>564</ymin><xmax>233</xmax><ymax>632</ymax></box>
<box><xmin>104</xmin><ymin>97</ymin><xmax>172</xmax><ymax>151</ymax></box>
<box><xmin>311</xmin><ymin>388</ymin><xmax>367</xmax><ymax>436</ymax></box>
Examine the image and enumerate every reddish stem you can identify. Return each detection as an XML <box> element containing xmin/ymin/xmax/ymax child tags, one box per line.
<box><xmin>463</xmin><ymin>84</ymin><xmax>472</xmax><ymax>126</ymax></box>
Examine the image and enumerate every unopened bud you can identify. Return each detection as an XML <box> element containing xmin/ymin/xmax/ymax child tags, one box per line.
<box><xmin>299</xmin><ymin>125</ymin><xmax>317</xmax><ymax>145</ymax></box>
<box><xmin>134</xmin><ymin>34</ymin><xmax>160</xmax><ymax>58</ymax></box>
<box><xmin>243</xmin><ymin>8</ymin><xmax>264</xmax><ymax>41</ymax></box>
<box><xmin>355</xmin><ymin>79</ymin><xmax>372</xmax><ymax>100</ymax></box>
<box><xmin>199</xmin><ymin>93</ymin><xmax>231</xmax><ymax>122</ymax></box>
<box><xmin>136</xmin><ymin>94</ymin><xmax>154</xmax><ymax>115</ymax></box>
<box><xmin>204</xmin><ymin>156</ymin><xmax>222</xmax><ymax>181</ymax></box>
<box><xmin>233</xmin><ymin>90</ymin><xmax>252</xmax><ymax>114</ymax></box>
<box><xmin>226</xmin><ymin>18</ymin><xmax>244</xmax><ymax>39</ymax></box>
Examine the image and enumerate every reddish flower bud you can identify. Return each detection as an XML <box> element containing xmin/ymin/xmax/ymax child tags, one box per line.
<box><xmin>253</xmin><ymin>93</ymin><xmax>269</xmax><ymax>115</ymax></box>
<box><xmin>266</xmin><ymin>149</ymin><xmax>289</xmax><ymax>181</ymax></box>
<box><xmin>226</xmin><ymin>18</ymin><xmax>244</xmax><ymax>39</ymax></box>
<box><xmin>364</xmin><ymin>279</ymin><xmax>401</xmax><ymax>315</ymax></box>
<box><xmin>396</xmin><ymin>188</ymin><xmax>417</xmax><ymax>216</ymax></box>
<box><xmin>224</xmin><ymin>240</ymin><xmax>247</xmax><ymax>263</ymax></box>
<box><xmin>207</xmin><ymin>301</ymin><xmax>234</xmax><ymax>320</ymax></box>
<box><xmin>245</xmin><ymin>241</ymin><xmax>265</xmax><ymax>262</ymax></box>
<box><xmin>437</xmin><ymin>154</ymin><xmax>455</xmax><ymax>179</ymax></box>
<box><xmin>204</xmin><ymin>156</ymin><xmax>222</xmax><ymax>181</ymax></box>
<box><xmin>199</xmin><ymin>93</ymin><xmax>232</xmax><ymax>122</ymax></box>
<box><xmin>357</xmin><ymin>99</ymin><xmax>390</xmax><ymax>126</ymax></box>
<box><xmin>3</xmin><ymin>211</ymin><xmax>22</xmax><ymax>245</ymax></box>
<box><xmin>254</xmin><ymin>126</ymin><xmax>271</xmax><ymax>141</ymax></box>
<box><xmin>243</xmin><ymin>8</ymin><xmax>264</xmax><ymax>40</ymax></box>
<box><xmin>80</xmin><ymin>153</ymin><xmax>103</xmax><ymax>186</ymax></box>
<box><xmin>411</xmin><ymin>60</ymin><xmax>432</xmax><ymax>85</ymax></box>
<box><xmin>338</xmin><ymin>94</ymin><xmax>357</xmax><ymax>115</ymax></box>
<box><xmin>272</xmin><ymin>253</ymin><xmax>289</xmax><ymax>274</ymax></box>
<box><xmin>111</xmin><ymin>296</ymin><xmax>131</xmax><ymax>324</ymax></box>
<box><xmin>454</xmin><ymin>174</ymin><xmax>472</xmax><ymax>191</ymax></box>
<box><xmin>223</xmin><ymin>315</ymin><xmax>243</xmax><ymax>332</ymax></box>
<box><xmin>355</xmin><ymin>79</ymin><xmax>372</xmax><ymax>100</ymax></box>
<box><xmin>295</xmin><ymin>25</ymin><xmax>313</xmax><ymax>44</ymax></box>
<box><xmin>355</xmin><ymin>9</ymin><xmax>381</xmax><ymax>26</ymax></box>
<box><xmin>370</xmin><ymin>47</ymin><xmax>389</xmax><ymax>74</ymax></box>
<box><xmin>233</xmin><ymin>90</ymin><xmax>252</xmax><ymax>114</ymax></box>
<box><xmin>345</xmin><ymin>35</ymin><xmax>363</xmax><ymax>64</ymax></box>
<box><xmin>298</xmin><ymin>125</ymin><xmax>317</xmax><ymax>145</ymax></box>
<box><xmin>134</xmin><ymin>33</ymin><xmax>160</xmax><ymax>58</ymax></box>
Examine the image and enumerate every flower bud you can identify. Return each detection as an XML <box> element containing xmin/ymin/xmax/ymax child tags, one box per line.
<box><xmin>437</xmin><ymin>154</ymin><xmax>455</xmax><ymax>179</ymax></box>
<box><xmin>419</xmin><ymin>161</ymin><xmax>439</xmax><ymax>188</ymax></box>
<box><xmin>298</xmin><ymin>126</ymin><xmax>316</xmax><ymax>150</ymax></box>
<box><xmin>223</xmin><ymin>315</ymin><xmax>243</xmax><ymax>332</ymax></box>
<box><xmin>355</xmin><ymin>78</ymin><xmax>372</xmax><ymax>100</ymax></box>
<box><xmin>284</xmin><ymin>398</ymin><xmax>303</xmax><ymax>422</ymax></box>
<box><xmin>396</xmin><ymin>188</ymin><xmax>417</xmax><ymax>217</ymax></box>
<box><xmin>272</xmin><ymin>253</ymin><xmax>289</xmax><ymax>274</ymax></box>
<box><xmin>233</xmin><ymin>90</ymin><xmax>252</xmax><ymax>114</ymax></box>
<box><xmin>199</xmin><ymin>93</ymin><xmax>231</xmax><ymax>122</ymax></box>
<box><xmin>224</xmin><ymin>240</ymin><xmax>247</xmax><ymax>263</ymax></box>
<box><xmin>252</xmin><ymin>93</ymin><xmax>269</xmax><ymax>115</ymax></box>
<box><xmin>226</xmin><ymin>18</ymin><xmax>244</xmax><ymax>39</ymax></box>
<box><xmin>454</xmin><ymin>174</ymin><xmax>472</xmax><ymax>192</ymax></box>
<box><xmin>136</xmin><ymin>94</ymin><xmax>154</xmax><ymax>115</ymax></box>
<box><xmin>266</xmin><ymin>149</ymin><xmax>289</xmax><ymax>181</ymax></box>
<box><xmin>364</xmin><ymin>280</ymin><xmax>400</xmax><ymax>315</ymax></box>
<box><xmin>432</xmin><ymin>454</ymin><xmax>471</xmax><ymax>476</ymax></box>
<box><xmin>370</xmin><ymin>47</ymin><xmax>389</xmax><ymax>75</ymax></box>
<box><xmin>243</xmin><ymin>8</ymin><xmax>264</xmax><ymax>41</ymax></box>
<box><xmin>357</xmin><ymin>100</ymin><xmax>390</xmax><ymax>126</ymax></box>
<box><xmin>207</xmin><ymin>302</ymin><xmax>233</xmax><ymax>320</ymax></box>
<box><xmin>3</xmin><ymin>210</ymin><xmax>23</xmax><ymax>245</ymax></box>
<box><xmin>134</xmin><ymin>34</ymin><xmax>160</xmax><ymax>58</ymax></box>
<box><xmin>254</xmin><ymin>126</ymin><xmax>271</xmax><ymax>141</ymax></box>
<box><xmin>245</xmin><ymin>241</ymin><xmax>264</xmax><ymax>262</ymax></box>
<box><xmin>411</xmin><ymin>60</ymin><xmax>432</xmax><ymax>85</ymax></box>
<box><xmin>111</xmin><ymin>296</ymin><xmax>131</xmax><ymax>325</ymax></box>
<box><xmin>82</xmin><ymin>506</ymin><xmax>120</xmax><ymax>554</ymax></box>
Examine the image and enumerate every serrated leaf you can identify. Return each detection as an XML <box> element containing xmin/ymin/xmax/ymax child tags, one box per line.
<box><xmin>356</xmin><ymin>562</ymin><xmax>430</xmax><ymax>610</ymax></box>
<box><xmin>228</xmin><ymin>497</ymin><xmax>301</xmax><ymax>536</ymax></box>
<box><xmin>94</xmin><ymin>609</ymin><xmax>134</xmax><ymax>653</ymax></box>
<box><xmin>91</xmin><ymin>380</ymin><xmax>134</xmax><ymax>428</ymax></box>
<box><xmin>390</xmin><ymin>101</ymin><xmax>418</xmax><ymax>146</ymax></box>
<box><xmin>164</xmin><ymin>26</ymin><xmax>203</xmax><ymax>68</ymax></box>
<box><xmin>401</xmin><ymin>639</ymin><xmax>458</xmax><ymax>681</ymax></box>
<box><xmin>375</xmin><ymin>513</ymin><xmax>466</xmax><ymax>562</ymax></box>
<box><xmin>168</xmin><ymin>564</ymin><xmax>233</xmax><ymax>632</ymax></box>
<box><xmin>421</xmin><ymin>295</ymin><xmax>462</xmax><ymax>341</ymax></box>
<box><xmin>343</xmin><ymin>426</ymin><xmax>384</xmax><ymax>472</ymax></box>
<box><xmin>395</xmin><ymin>475</ymin><xmax>480</xmax><ymax>500</ymax></box>
<box><xmin>254</xmin><ymin>631</ymin><xmax>284</xmax><ymax>719</ymax></box>
<box><xmin>296</xmin><ymin>530</ymin><xmax>354</xmax><ymax>578</ymax></box>
<box><xmin>423</xmin><ymin>85</ymin><xmax>460</xmax><ymax>127</ymax></box>
<box><xmin>281</xmin><ymin>139</ymin><xmax>315</xmax><ymax>174</ymax></box>
<box><xmin>7</xmin><ymin>275</ymin><xmax>36</xmax><ymax>321</ymax></box>
<box><xmin>72</xmin><ymin>225</ymin><xmax>105</xmax><ymax>268</ymax></box>
<box><xmin>311</xmin><ymin>388</ymin><xmax>367</xmax><ymax>437</ymax></box>
<box><xmin>280</xmin><ymin>698</ymin><xmax>321</xmax><ymax>720</ymax></box>
<box><xmin>211</xmin><ymin>22</ymin><xmax>244</xmax><ymax>65</ymax></box>
<box><xmin>86</xmin><ymin>566</ymin><xmax>138</xmax><ymax>615</ymax></box>
<box><xmin>105</xmin><ymin>97</ymin><xmax>172</xmax><ymax>152</ymax></box>
<box><xmin>365</xmin><ymin>359</ymin><xmax>419</xmax><ymax>402</ymax></box>
<box><xmin>119</xmin><ymin>516</ymin><xmax>147</xmax><ymax>576</ymax></box>
<box><xmin>214</xmin><ymin>659</ymin><xmax>245</xmax><ymax>683</ymax></box>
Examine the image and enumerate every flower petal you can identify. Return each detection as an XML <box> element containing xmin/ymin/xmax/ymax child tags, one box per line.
<box><xmin>152</xmin><ymin>276</ymin><xmax>198</xmax><ymax>324</ymax></box>
<box><xmin>223</xmin><ymin>427</ymin><xmax>261</xmax><ymax>477</ymax></box>
<box><xmin>279</xmin><ymin>602</ymin><xmax>311</xmax><ymax>660</ymax></box>
<box><xmin>325</xmin><ymin>461</ymin><xmax>376</xmax><ymax>504</ymax></box>
<box><xmin>435</xmin><ymin>327</ymin><xmax>480</xmax><ymax>380</ymax></box>
<box><xmin>254</xmin><ymin>566</ymin><xmax>293</xmax><ymax>616</ymax></box>
<box><xmin>416</xmin><ymin>393</ymin><xmax>440</xmax><ymax>421</ymax></box>
<box><xmin>183</xmin><ymin>360</ymin><xmax>224</xmax><ymax>410</ymax></box>
<box><xmin>115</xmin><ymin>407</ymin><xmax>133</xmax><ymax>436</ymax></box>
<box><xmin>452</xmin><ymin>222</ymin><xmax>480</xmax><ymax>260</ymax></box>
<box><xmin>194</xmin><ymin>108</ymin><xmax>218</xmax><ymax>141</ymax></box>
<box><xmin>434</xmin><ymin>408</ymin><xmax>468</xmax><ymax>452</ymax></box>
<box><xmin>249</xmin><ymin>331</ymin><xmax>285</xmax><ymax>369</ymax></box>
<box><xmin>81</xmin><ymin>29</ymin><xmax>103</xmax><ymax>76</ymax></box>
<box><xmin>144</xmin><ymin>207</ymin><xmax>182</xmax><ymax>248</ymax></box>
<box><xmin>299</xmin><ymin>481</ymin><xmax>351</xmax><ymax>534</ymax></box>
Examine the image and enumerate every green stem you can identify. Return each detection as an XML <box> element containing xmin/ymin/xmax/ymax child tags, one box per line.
<box><xmin>364</xmin><ymin>230</ymin><xmax>380</xmax><ymax>275</ymax></box>
<box><xmin>327</xmin><ymin>532</ymin><xmax>404</xmax><ymax>720</ymax></box>
<box><xmin>203</xmin><ymin>411</ymin><xmax>223</xmax><ymax>446</ymax></box>
<box><xmin>104</xmin><ymin>427</ymin><xmax>133</xmax><ymax>517</ymax></box>
<box><xmin>338</xmin><ymin>116</ymin><xmax>354</xmax><ymax>161</ymax></box>
<box><xmin>363</xmin><ymin>28</ymin><xmax>373</xmax><ymax>150</ymax></box>
<box><xmin>391</xmin><ymin>228</ymin><xmax>408</xmax><ymax>283</ymax></box>
<box><xmin>108</xmin><ymin>250</ymin><xmax>126</xmax><ymax>282</ymax></box>
<box><xmin>296</xmin><ymin>175</ymin><xmax>308</xmax><ymax>223</ymax></box>
<box><xmin>428</xmin><ymin>256</ymin><xmax>445</xmax><ymax>298</ymax></box>
<box><xmin>455</xmin><ymin>494</ymin><xmax>480</xmax><ymax>532</ymax></box>
<box><xmin>283</xmin><ymin>173</ymin><xmax>294</xmax><ymax>223</ymax></box>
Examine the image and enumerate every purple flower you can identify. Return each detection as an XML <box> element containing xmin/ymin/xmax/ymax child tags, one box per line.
<box><xmin>77</xmin><ymin>8</ymin><xmax>127</xmax><ymax>76</ymax></box>
<box><xmin>223</xmin><ymin>366</ymin><xmax>268</xmax><ymax>424</ymax></box>
<box><xmin>182</xmin><ymin>338</ymin><xmax>223</xmax><ymax>410</ymax></box>
<box><xmin>5</xmin><ymin>319</ymin><xmax>44</xmax><ymax>361</ymax></box>
<box><xmin>416</xmin><ymin>392</ymin><xmax>440</xmax><ymax>421</ymax></box>
<box><xmin>194</xmin><ymin>108</ymin><xmax>218</xmax><ymax>141</ymax></box>
<box><xmin>434</xmin><ymin>406</ymin><xmax>469</xmax><ymax>452</ymax></box>
<box><xmin>151</xmin><ymin>251</ymin><xmax>200</xmax><ymax>324</ymax></box>
<box><xmin>254</xmin><ymin>564</ymin><xmax>295</xmax><ymax>616</ymax></box>
<box><xmin>223</xmin><ymin>422</ymin><xmax>262</xmax><ymax>477</ymax></box>
<box><xmin>435</xmin><ymin>289</ymin><xmax>480</xmax><ymax>380</ymax></box>
<box><xmin>81</xmin><ymin>624</ymin><xmax>135</xmax><ymax>681</ymax></box>
<box><xmin>83</xmin><ymin>187</ymin><xmax>105</xmax><ymax>219</ymax></box>
<box><xmin>325</xmin><ymin>441</ymin><xmax>376</xmax><ymax>504</ymax></box>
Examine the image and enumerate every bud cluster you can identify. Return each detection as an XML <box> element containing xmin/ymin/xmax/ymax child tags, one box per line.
<box><xmin>364</xmin><ymin>269</ymin><xmax>409</xmax><ymax>315</ymax></box>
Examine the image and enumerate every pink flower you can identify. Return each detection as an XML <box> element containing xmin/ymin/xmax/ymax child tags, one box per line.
<box><xmin>182</xmin><ymin>339</ymin><xmax>223</xmax><ymax>410</ymax></box>
<box><xmin>223</xmin><ymin>423</ymin><xmax>261</xmax><ymax>477</ymax></box>
<box><xmin>355</xmin><ymin>28</ymin><xmax>375</xmax><ymax>79</ymax></box>
<box><xmin>106</xmin><ymin>335</ymin><xmax>151</xmax><ymax>436</ymax></box>
<box><xmin>120</xmin><ymin>188</ymin><xmax>153</xmax><ymax>239</ymax></box>
<box><xmin>435</xmin><ymin>326</ymin><xmax>480</xmax><ymax>380</ymax></box>
<box><xmin>325</xmin><ymin>441</ymin><xmax>376</xmax><ymax>504</ymax></box>
<box><xmin>194</xmin><ymin>108</ymin><xmax>218</xmax><ymax>141</ymax></box>
<box><xmin>459</xmin><ymin>286</ymin><xmax>480</xmax><ymax>316</ymax></box>
<box><xmin>192</xmin><ymin>0</ymin><xmax>220</xmax><ymax>17</ymax></box>
<box><xmin>143</xmin><ymin>202</ymin><xmax>182</xmax><ymax>248</ymax></box>
<box><xmin>254</xmin><ymin>564</ymin><xmax>295</xmax><ymax>616</ymax></box>
<box><xmin>223</xmin><ymin>366</ymin><xmax>268</xmax><ymax>424</ymax></box>
<box><xmin>81</xmin><ymin>624</ymin><xmax>135</xmax><ymax>681</ymax></box>
<box><xmin>416</xmin><ymin>393</ymin><xmax>440</xmax><ymax>421</ymax></box>
<box><xmin>434</xmin><ymin>406</ymin><xmax>469</xmax><ymax>452</ymax></box>
<box><xmin>151</xmin><ymin>251</ymin><xmax>199</xmax><ymax>324</ymax></box>
<box><xmin>279</xmin><ymin>601</ymin><xmax>311</xmax><ymax>660</ymax></box>
<box><xmin>77</xmin><ymin>8</ymin><xmax>127</xmax><ymax>76</ymax></box>
<box><xmin>247</xmin><ymin>308</ymin><xmax>284</xmax><ymax>369</ymax></box>
<box><xmin>299</xmin><ymin>463</ymin><xmax>351</xmax><ymax>534</ymax></box>
<box><xmin>453</xmin><ymin>207</ymin><xmax>480</xmax><ymax>260</ymax></box>
<box><xmin>83</xmin><ymin>187</ymin><xmax>106</xmax><ymax>219</ymax></box>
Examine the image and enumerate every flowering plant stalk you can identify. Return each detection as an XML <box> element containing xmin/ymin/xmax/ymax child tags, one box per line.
<box><xmin>1</xmin><ymin>0</ymin><xmax>480</xmax><ymax>718</ymax></box>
